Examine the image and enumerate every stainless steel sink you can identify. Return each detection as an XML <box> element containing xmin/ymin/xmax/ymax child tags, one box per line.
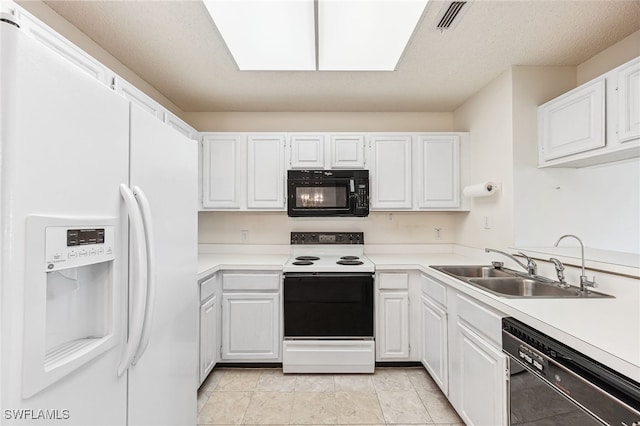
<box><xmin>431</xmin><ymin>265</ymin><xmax>613</xmax><ymax>298</ymax></box>
<box><xmin>432</xmin><ymin>265</ymin><xmax>516</xmax><ymax>278</ymax></box>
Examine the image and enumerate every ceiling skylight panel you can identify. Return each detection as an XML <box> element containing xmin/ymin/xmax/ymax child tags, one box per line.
<box><xmin>203</xmin><ymin>0</ymin><xmax>316</xmax><ymax>71</ymax></box>
<box><xmin>318</xmin><ymin>0</ymin><xmax>428</xmax><ymax>71</ymax></box>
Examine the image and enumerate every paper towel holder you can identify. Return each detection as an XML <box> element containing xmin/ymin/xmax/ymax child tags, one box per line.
<box><xmin>463</xmin><ymin>181</ymin><xmax>501</xmax><ymax>198</ymax></box>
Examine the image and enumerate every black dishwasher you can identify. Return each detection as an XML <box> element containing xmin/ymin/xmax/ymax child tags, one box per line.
<box><xmin>502</xmin><ymin>317</ymin><xmax>640</xmax><ymax>425</ymax></box>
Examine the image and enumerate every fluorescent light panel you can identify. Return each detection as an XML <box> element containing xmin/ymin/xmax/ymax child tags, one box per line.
<box><xmin>203</xmin><ymin>0</ymin><xmax>316</xmax><ymax>71</ymax></box>
<box><xmin>203</xmin><ymin>0</ymin><xmax>428</xmax><ymax>71</ymax></box>
<box><xmin>319</xmin><ymin>0</ymin><xmax>428</xmax><ymax>71</ymax></box>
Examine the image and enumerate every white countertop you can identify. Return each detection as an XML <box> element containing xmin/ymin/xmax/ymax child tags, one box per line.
<box><xmin>198</xmin><ymin>247</ymin><xmax>640</xmax><ymax>382</ymax></box>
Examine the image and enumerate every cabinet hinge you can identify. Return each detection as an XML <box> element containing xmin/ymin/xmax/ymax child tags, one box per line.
<box><xmin>505</xmin><ymin>367</ymin><xmax>510</xmax><ymax>380</ymax></box>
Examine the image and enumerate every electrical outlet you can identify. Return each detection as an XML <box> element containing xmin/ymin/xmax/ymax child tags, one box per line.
<box><xmin>241</xmin><ymin>230</ymin><xmax>249</xmax><ymax>242</ymax></box>
<box><xmin>484</xmin><ymin>216</ymin><xmax>492</xmax><ymax>229</ymax></box>
<box><xmin>434</xmin><ymin>228</ymin><xmax>442</xmax><ymax>240</ymax></box>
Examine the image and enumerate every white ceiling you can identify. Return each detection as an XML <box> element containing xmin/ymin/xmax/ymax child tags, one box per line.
<box><xmin>39</xmin><ymin>0</ymin><xmax>640</xmax><ymax>113</ymax></box>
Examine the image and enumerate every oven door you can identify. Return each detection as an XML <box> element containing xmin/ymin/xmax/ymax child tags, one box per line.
<box><xmin>284</xmin><ymin>273</ymin><xmax>374</xmax><ymax>338</ymax></box>
<box><xmin>287</xmin><ymin>178</ymin><xmax>354</xmax><ymax>217</ymax></box>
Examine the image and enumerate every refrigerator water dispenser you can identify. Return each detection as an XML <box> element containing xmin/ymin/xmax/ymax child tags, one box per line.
<box><xmin>22</xmin><ymin>216</ymin><xmax>120</xmax><ymax>398</ymax></box>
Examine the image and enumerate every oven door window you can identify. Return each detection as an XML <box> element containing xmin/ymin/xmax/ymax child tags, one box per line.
<box><xmin>292</xmin><ymin>183</ymin><xmax>350</xmax><ymax>211</ymax></box>
<box><xmin>284</xmin><ymin>274</ymin><xmax>373</xmax><ymax>337</ymax></box>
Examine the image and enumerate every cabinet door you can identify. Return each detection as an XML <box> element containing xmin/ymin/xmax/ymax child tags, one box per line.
<box><xmin>617</xmin><ymin>58</ymin><xmax>640</xmax><ymax>143</ymax></box>
<box><xmin>199</xmin><ymin>294</ymin><xmax>217</xmax><ymax>383</ymax></box>
<box><xmin>202</xmin><ymin>134</ymin><xmax>242</xmax><ymax>209</ymax></box>
<box><xmin>538</xmin><ymin>78</ymin><xmax>605</xmax><ymax>162</ymax></box>
<box><xmin>114</xmin><ymin>77</ymin><xmax>165</xmax><ymax>121</ymax></box>
<box><xmin>290</xmin><ymin>134</ymin><xmax>325</xmax><ymax>169</ymax></box>
<box><xmin>456</xmin><ymin>321</ymin><xmax>508</xmax><ymax>426</ymax></box>
<box><xmin>416</xmin><ymin>135</ymin><xmax>460</xmax><ymax>209</ymax></box>
<box><xmin>377</xmin><ymin>291</ymin><xmax>410</xmax><ymax>360</ymax></box>
<box><xmin>421</xmin><ymin>295</ymin><xmax>448</xmax><ymax>394</ymax></box>
<box><xmin>370</xmin><ymin>135</ymin><xmax>413</xmax><ymax>209</ymax></box>
<box><xmin>331</xmin><ymin>134</ymin><xmax>366</xmax><ymax>168</ymax></box>
<box><xmin>222</xmin><ymin>292</ymin><xmax>280</xmax><ymax>360</ymax></box>
<box><xmin>247</xmin><ymin>134</ymin><xmax>286</xmax><ymax>209</ymax></box>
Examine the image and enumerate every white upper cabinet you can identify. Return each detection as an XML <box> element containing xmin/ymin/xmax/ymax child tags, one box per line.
<box><xmin>289</xmin><ymin>134</ymin><xmax>325</xmax><ymax>169</ymax></box>
<box><xmin>330</xmin><ymin>134</ymin><xmax>366</xmax><ymax>168</ymax></box>
<box><xmin>538</xmin><ymin>56</ymin><xmax>640</xmax><ymax>168</ymax></box>
<box><xmin>538</xmin><ymin>78</ymin><xmax>605</xmax><ymax>162</ymax></box>
<box><xmin>416</xmin><ymin>135</ymin><xmax>460</xmax><ymax>209</ymax></box>
<box><xmin>201</xmin><ymin>134</ymin><xmax>242</xmax><ymax>209</ymax></box>
<box><xmin>288</xmin><ymin>133</ymin><xmax>366</xmax><ymax>169</ymax></box>
<box><xmin>165</xmin><ymin>111</ymin><xmax>199</xmax><ymax>140</ymax></box>
<box><xmin>14</xmin><ymin>6</ymin><xmax>115</xmax><ymax>87</ymax></box>
<box><xmin>369</xmin><ymin>135</ymin><xmax>413</xmax><ymax>209</ymax></box>
<box><xmin>201</xmin><ymin>131</ymin><xmax>465</xmax><ymax>211</ymax></box>
<box><xmin>617</xmin><ymin>57</ymin><xmax>640</xmax><ymax>143</ymax></box>
<box><xmin>247</xmin><ymin>134</ymin><xmax>286</xmax><ymax>209</ymax></box>
<box><xmin>114</xmin><ymin>77</ymin><xmax>165</xmax><ymax>121</ymax></box>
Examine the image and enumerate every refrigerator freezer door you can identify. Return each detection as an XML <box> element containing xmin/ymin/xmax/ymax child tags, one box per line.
<box><xmin>127</xmin><ymin>104</ymin><xmax>198</xmax><ymax>425</ymax></box>
<box><xmin>0</xmin><ymin>22</ymin><xmax>129</xmax><ymax>425</ymax></box>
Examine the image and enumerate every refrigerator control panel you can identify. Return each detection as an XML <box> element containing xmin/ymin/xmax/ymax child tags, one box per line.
<box><xmin>45</xmin><ymin>225</ymin><xmax>115</xmax><ymax>271</ymax></box>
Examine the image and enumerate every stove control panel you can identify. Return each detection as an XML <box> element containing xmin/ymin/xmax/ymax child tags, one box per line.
<box><xmin>291</xmin><ymin>232</ymin><xmax>364</xmax><ymax>245</ymax></box>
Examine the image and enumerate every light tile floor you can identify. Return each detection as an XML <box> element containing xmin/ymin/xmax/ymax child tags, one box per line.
<box><xmin>197</xmin><ymin>367</ymin><xmax>464</xmax><ymax>425</ymax></box>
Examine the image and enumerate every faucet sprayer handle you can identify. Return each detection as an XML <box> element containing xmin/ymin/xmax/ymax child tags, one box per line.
<box><xmin>550</xmin><ymin>257</ymin><xmax>569</xmax><ymax>287</ymax></box>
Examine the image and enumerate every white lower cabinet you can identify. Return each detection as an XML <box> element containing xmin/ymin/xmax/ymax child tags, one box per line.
<box><xmin>199</xmin><ymin>295</ymin><xmax>218</xmax><ymax>381</ymax></box>
<box><xmin>455</xmin><ymin>321</ymin><xmax>508</xmax><ymax>426</ymax></box>
<box><xmin>449</xmin><ymin>292</ymin><xmax>508</xmax><ymax>426</ymax></box>
<box><xmin>199</xmin><ymin>273</ymin><xmax>220</xmax><ymax>385</ymax></box>
<box><xmin>377</xmin><ymin>291</ymin><xmax>410</xmax><ymax>359</ymax></box>
<box><xmin>221</xmin><ymin>272</ymin><xmax>281</xmax><ymax>361</ymax></box>
<box><xmin>421</xmin><ymin>294</ymin><xmax>448</xmax><ymax>394</ymax></box>
<box><xmin>375</xmin><ymin>271</ymin><xmax>422</xmax><ymax>362</ymax></box>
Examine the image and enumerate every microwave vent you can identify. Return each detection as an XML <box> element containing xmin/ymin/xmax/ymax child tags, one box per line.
<box><xmin>436</xmin><ymin>1</ymin><xmax>468</xmax><ymax>30</ymax></box>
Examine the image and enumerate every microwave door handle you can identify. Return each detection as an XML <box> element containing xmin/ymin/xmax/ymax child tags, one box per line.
<box><xmin>350</xmin><ymin>179</ymin><xmax>355</xmax><ymax>192</ymax></box>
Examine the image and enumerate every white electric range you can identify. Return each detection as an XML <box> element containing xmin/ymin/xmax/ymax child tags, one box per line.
<box><xmin>282</xmin><ymin>232</ymin><xmax>375</xmax><ymax>374</ymax></box>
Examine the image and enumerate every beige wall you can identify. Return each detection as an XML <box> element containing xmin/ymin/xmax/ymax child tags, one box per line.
<box><xmin>16</xmin><ymin>0</ymin><xmax>184</xmax><ymax>118</ymax></box>
<box><xmin>199</xmin><ymin>211</ymin><xmax>464</xmax><ymax>245</ymax></box>
<box><xmin>577</xmin><ymin>29</ymin><xmax>640</xmax><ymax>84</ymax></box>
<box><xmin>183</xmin><ymin>112</ymin><xmax>454</xmax><ymax>132</ymax></box>
<box><xmin>452</xmin><ymin>70</ymin><xmax>515</xmax><ymax>250</ymax></box>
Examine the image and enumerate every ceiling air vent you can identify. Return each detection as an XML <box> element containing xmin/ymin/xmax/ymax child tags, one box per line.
<box><xmin>436</xmin><ymin>1</ymin><xmax>468</xmax><ymax>30</ymax></box>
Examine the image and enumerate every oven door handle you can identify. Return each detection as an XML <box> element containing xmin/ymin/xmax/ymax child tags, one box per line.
<box><xmin>284</xmin><ymin>273</ymin><xmax>374</xmax><ymax>279</ymax></box>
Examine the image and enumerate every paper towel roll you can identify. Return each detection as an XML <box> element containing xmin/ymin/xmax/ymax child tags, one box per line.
<box><xmin>463</xmin><ymin>182</ymin><xmax>498</xmax><ymax>198</ymax></box>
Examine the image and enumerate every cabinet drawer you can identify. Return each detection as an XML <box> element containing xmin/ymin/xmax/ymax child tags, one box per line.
<box><xmin>421</xmin><ymin>274</ymin><xmax>446</xmax><ymax>307</ymax></box>
<box><xmin>223</xmin><ymin>272</ymin><xmax>280</xmax><ymax>291</ymax></box>
<box><xmin>378</xmin><ymin>272</ymin><xmax>409</xmax><ymax>290</ymax></box>
<box><xmin>456</xmin><ymin>293</ymin><xmax>504</xmax><ymax>346</ymax></box>
<box><xmin>200</xmin><ymin>274</ymin><xmax>217</xmax><ymax>302</ymax></box>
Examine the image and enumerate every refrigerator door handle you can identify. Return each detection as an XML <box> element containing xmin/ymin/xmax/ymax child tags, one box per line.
<box><xmin>131</xmin><ymin>185</ymin><xmax>156</xmax><ymax>365</ymax></box>
<box><xmin>118</xmin><ymin>184</ymin><xmax>148</xmax><ymax>376</ymax></box>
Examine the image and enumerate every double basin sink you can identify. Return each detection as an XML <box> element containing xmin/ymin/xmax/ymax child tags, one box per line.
<box><xmin>431</xmin><ymin>265</ymin><xmax>613</xmax><ymax>298</ymax></box>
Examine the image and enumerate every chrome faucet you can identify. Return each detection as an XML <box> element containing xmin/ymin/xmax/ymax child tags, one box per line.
<box><xmin>549</xmin><ymin>257</ymin><xmax>570</xmax><ymax>288</ymax></box>
<box><xmin>485</xmin><ymin>248</ymin><xmax>537</xmax><ymax>276</ymax></box>
<box><xmin>554</xmin><ymin>234</ymin><xmax>597</xmax><ymax>294</ymax></box>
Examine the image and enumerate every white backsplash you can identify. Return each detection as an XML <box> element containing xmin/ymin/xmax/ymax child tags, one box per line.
<box><xmin>198</xmin><ymin>211</ymin><xmax>466</xmax><ymax>245</ymax></box>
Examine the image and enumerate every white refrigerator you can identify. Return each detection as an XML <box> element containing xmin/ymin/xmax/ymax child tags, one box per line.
<box><xmin>0</xmin><ymin>15</ymin><xmax>198</xmax><ymax>426</ymax></box>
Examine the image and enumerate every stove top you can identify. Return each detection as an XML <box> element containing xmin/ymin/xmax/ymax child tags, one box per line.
<box><xmin>284</xmin><ymin>232</ymin><xmax>374</xmax><ymax>273</ymax></box>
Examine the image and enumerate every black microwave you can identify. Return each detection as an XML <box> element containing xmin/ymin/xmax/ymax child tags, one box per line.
<box><xmin>287</xmin><ymin>170</ymin><xmax>369</xmax><ymax>217</ymax></box>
